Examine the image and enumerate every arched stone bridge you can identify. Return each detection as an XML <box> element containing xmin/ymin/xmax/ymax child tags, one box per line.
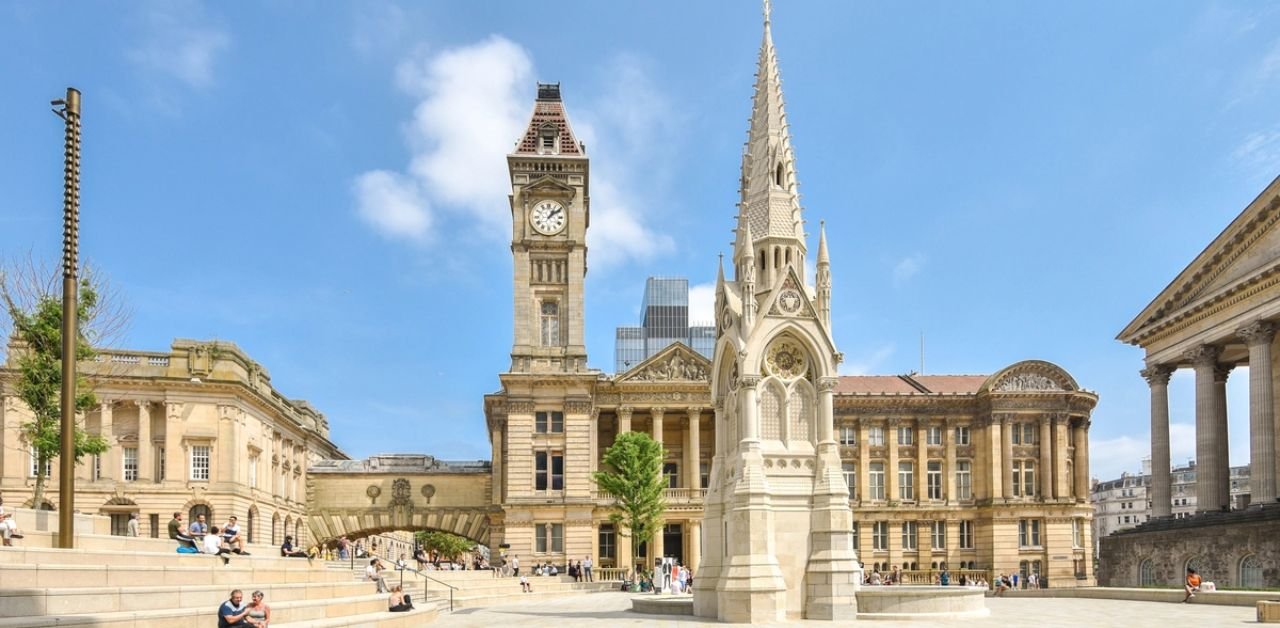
<box><xmin>306</xmin><ymin>454</ymin><xmax>494</xmax><ymax>546</ymax></box>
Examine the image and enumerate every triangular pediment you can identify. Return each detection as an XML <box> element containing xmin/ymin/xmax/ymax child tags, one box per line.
<box><xmin>616</xmin><ymin>342</ymin><xmax>710</xmax><ymax>382</ymax></box>
<box><xmin>522</xmin><ymin>175</ymin><xmax>577</xmax><ymax>198</ymax></box>
<box><xmin>762</xmin><ymin>264</ymin><xmax>817</xmax><ymax>320</ymax></box>
<box><xmin>1119</xmin><ymin>175</ymin><xmax>1280</xmax><ymax>345</ymax></box>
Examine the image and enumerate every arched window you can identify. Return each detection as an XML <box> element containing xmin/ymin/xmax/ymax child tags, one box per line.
<box><xmin>760</xmin><ymin>383</ymin><xmax>783</xmax><ymax>441</ymax></box>
<box><xmin>785</xmin><ymin>248</ymin><xmax>791</xmax><ymax>265</ymax></box>
<box><xmin>788</xmin><ymin>384</ymin><xmax>813</xmax><ymax>444</ymax></box>
<box><xmin>774</xmin><ymin>247</ymin><xmax>781</xmax><ymax>270</ymax></box>
<box><xmin>189</xmin><ymin>504</ymin><xmax>212</xmax><ymax>527</ymax></box>
<box><xmin>271</xmin><ymin>512</ymin><xmax>280</xmax><ymax>546</ymax></box>
<box><xmin>775</xmin><ymin>163</ymin><xmax>783</xmax><ymax>187</ymax></box>
<box><xmin>1185</xmin><ymin>556</ymin><xmax>1204</xmax><ymax>579</ymax></box>
<box><xmin>1241</xmin><ymin>554</ymin><xmax>1264</xmax><ymax>588</ymax></box>
<box><xmin>295</xmin><ymin>519</ymin><xmax>305</xmax><ymax>545</ymax></box>
<box><xmin>247</xmin><ymin>508</ymin><xmax>256</xmax><ymax>544</ymax></box>
<box><xmin>759</xmin><ymin>251</ymin><xmax>765</xmax><ymax>274</ymax></box>
<box><xmin>1139</xmin><ymin>559</ymin><xmax>1155</xmax><ymax>587</ymax></box>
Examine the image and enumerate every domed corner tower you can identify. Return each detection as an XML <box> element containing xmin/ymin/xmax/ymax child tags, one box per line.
<box><xmin>694</xmin><ymin>4</ymin><xmax>860</xmax><ymax>622</ymax></box>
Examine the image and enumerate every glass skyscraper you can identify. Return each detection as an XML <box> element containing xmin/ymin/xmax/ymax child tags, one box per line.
<box><xmin>614</xmin><ymin>277</ymin><xmax>715</xmax><ymax>373</ymax></box>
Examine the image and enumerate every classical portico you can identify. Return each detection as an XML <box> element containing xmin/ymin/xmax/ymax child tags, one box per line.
<box><xmin>1120</xmin><ymin>175</ymin><xmax>1280</xmax><ymax>514</ymax></box>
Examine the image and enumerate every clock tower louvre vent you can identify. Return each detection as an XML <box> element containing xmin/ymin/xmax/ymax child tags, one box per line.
<box><xmin>537</xmin><ymin>82</ymin><xmax>561</xmax><ymax>101</ymax></box>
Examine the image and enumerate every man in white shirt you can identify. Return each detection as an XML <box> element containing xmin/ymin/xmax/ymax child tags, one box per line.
<box><xmin>221</xmin><ymin>516</ymin><xmax>248</xmax><ymax>555</ymax></box>
<box><xmin>202</xmin><ymin>526</ymin><xmax>231</xmax><ymax>565</ymax></box>
<box><xmin>583</xmin><ymin>556</ymin><xmax>593</xmax><ymax>582</ymax></box>
<box><xmin>366</xmin><ymin>559</ymin><xmax>389</xmax><ymax>593</ymax></box>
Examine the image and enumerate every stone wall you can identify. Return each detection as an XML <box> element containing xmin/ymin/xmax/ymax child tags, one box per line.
<box><xmin>1098</xmin><ymin>506</ymin><xmax>1280</xmax><ymax>588</ymax></box>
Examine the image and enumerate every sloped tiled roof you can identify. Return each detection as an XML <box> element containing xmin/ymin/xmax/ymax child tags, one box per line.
<box><xmin>835</xmin><ymin>374</ymin><xmax>988</xmax><ymax>396</ymax></box>
<box><xmin>512</xmin><ymin>84</ymin><xmax>582</xmax><ymax>156</ymax></box>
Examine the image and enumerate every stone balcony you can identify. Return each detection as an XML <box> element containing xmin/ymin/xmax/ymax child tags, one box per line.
<box><xmin>593</xmin><ymin>488</ymin><xmax>706</xmax><ymax>510</ymax></box>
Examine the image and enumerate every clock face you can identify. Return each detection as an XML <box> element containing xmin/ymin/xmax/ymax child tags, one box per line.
<box><xmin>530</xmin><ymin>200</ymin><xmax>566</xmax><ymax>235</ymax></box>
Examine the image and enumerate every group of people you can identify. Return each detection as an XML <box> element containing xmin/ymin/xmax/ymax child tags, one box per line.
<box><xmin>362</xmin><ymin>557</ymin><xmax>415</xmax><ymax>612</ymax></box>
<box><xmin>992</xmin><ymin>571</ymin><xmax>1041</xmax><ymax>595</ymax></box>
<box><xmin>567</xmin><ymin>557</ymin><xmax>594</xmax><ymax>582</ymax></box>
<box><xmin>169</xmin><ymin>512</ymin><xmax>250</xmax><ymax>565</ymax></box>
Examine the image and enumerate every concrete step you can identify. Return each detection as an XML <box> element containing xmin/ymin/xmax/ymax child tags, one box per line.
<box><xmin>271</xmin><ymin>602</ymin><xmax>442</xmax><ymax>628</ymax></box>
<box><xmin>0</xmin><ymin>562</ymin><xmax>352</xmax><ymax>589</ymax></box>
<box><xmin>14</xmin><ymin>527</ymin><xmax>290</xmax><ymax>555</ymax></box>
<box><xmin>0</xmin><ymin>544</ymin><xmax>322</xmax><ymax>570</ymax></box>
<box><xmin>0</xmin><ymin>592</ymin><xmax>401</xmax><ymax>628</ymax></box>
<box><xmin>0</xmin><ymin>580</ymin><xmax>375</xmax><ymax>617</ymax></box>
<box><xmin>434</xmin><ymin>586</ymin><xmax>617</xmax><ymax>610</ymax></box>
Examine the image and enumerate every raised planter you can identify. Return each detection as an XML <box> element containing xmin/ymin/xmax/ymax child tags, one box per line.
<box><xmin>1259</xmin><ymin>600</ymin><xmax>1280</xmax><ymax>623</ymax></box>
<box><xmin>856</xmin><ymin>585</ymin><xmax>989</xmax><ymax>620</ymax></box>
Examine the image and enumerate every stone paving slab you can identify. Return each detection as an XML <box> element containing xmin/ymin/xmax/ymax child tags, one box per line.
<box><xmin>434</xmin><ymin>591</ymin><xmax>1259</xmax><ymax>626</ymax></box>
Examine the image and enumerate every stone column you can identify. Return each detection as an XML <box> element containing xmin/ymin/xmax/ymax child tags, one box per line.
<box><xmin>165</xmin><ymin>402</ymin><xmax>183</xmax><ymax>484</ymax></box>
<box><xmin>1073</xmin><ymin>419</ymin><xmax>1090</xmax><ymax>503</ymax></box>
<box><xmin>688</xmin><ymin>519</ymin><xmax>702</xmax><ymax>572</ymax></box>
<box><xmin>685</xmin><ymin>408</ymin><xmax>701</xmax><ymax>489</ymax></box>
<box><xmin>1141</xmin><ymin>365</ymin><xmax>1175</xmax><ymax>516</ymax></box>
<box><xmin>887</xmin><ymin>419</ymin><xmax>900</xmax><ymax>501</ymax></box>
<box><xmin>944</xmin><ymin>419</ymin><xmax>957</xmax><ymax>503</ymax></box>
<box><xmin>1214</xmin><ymin>363</ymin><xmax>1233</xmax><ymax>509</ymax></box>
<box><xmin>1187</xmin><ymin>345</ymin><xmax>1226</xmax><ymax>511</ymax></box>
<box><xmin>618</xmin><ymin>406</ymin><xmax>632</xmax><ymax>434</ymax></box>
<box><xmin>651</xmin><ymin>407</ymin><xmax>666</xmax><ymax>565</ymax></box>
<box><xmin>491</xmin><ymin>423</ymin><xmax>504</xmax><ymax>505</ymax></box>
<box><xmin>1053</xmin><ymin>414</ymin><xmax>1070</xmax><ymax>499</ymax></box>
<box><xmin>1239</xmin><ymin>322</ymin><xmax>1278</xmax><ymax>505</ymax></box>
<box><xmin>99</xmin><ymin>400</ymin><xmax>114</xmax><ymax>481</ymax></box>
<box><xmin>589</xmin><ymin>408</ymin><xmax>600</xmax><ymax>476</ymax></box>
<box><xmin>137</xmin><ymin>400</ymin><xmax>152</xmax><ymax>482</ymax></box>
<box><xmin>916</xmin><ymin>421</ymin><xmax>928</xmax><ymax>501</ymax></box>
<box><xmin>989</xmin><ymin>418</ymin><xmax>1004</xmax><ymax>500</ymax></box>
<box><xmin>1001</xmin><ymin>415</ymin><xmax>1014</xmax><ymax>500</ymax></box>
<box><xmin>858</xmin><ymin>420</ymin><xmax>871</xmax><ymax>503</ymax></box>
<box><xmin>1039</xmin><ymin>416</ymin><xmax>1053</xmax><ymax>500</ymax></box>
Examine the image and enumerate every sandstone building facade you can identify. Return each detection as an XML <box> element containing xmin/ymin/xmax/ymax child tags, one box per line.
<box><xmin>481</xmin><ymin>8</ymin><xmax>1096</xmax><ymax>608</ymax></box>
<box><xmin>0</xmin><ymin>338</ymin><xmax>344</xmax><ymax>543</ymax></box>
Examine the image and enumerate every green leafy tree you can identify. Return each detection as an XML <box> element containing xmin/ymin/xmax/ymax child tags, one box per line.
<box><xmin>414</xmin><ymin>531</ymin><xmax>475</xmax><ymax>563</ymax></box>
<box><xmin>592</xmin><ymin>431</ymin><xmax>667</xmax><ymax>572</ymax></box>
<box><xmin>2</xmin><ymin>270</ymin><xmax>110</xmax><ymax>508</ymax></box>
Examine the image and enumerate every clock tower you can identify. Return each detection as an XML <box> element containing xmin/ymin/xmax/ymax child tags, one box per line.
<box><xmin>506</xmin><ymin>83</ymin><xmax>590</xmax><ymax>374</ymax></box>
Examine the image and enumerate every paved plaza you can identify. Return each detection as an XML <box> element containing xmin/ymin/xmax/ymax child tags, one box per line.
<box><xmin>435</xmin><ymin>592</ymin><xmax>1258</xmax><ymax>627</ymax></box>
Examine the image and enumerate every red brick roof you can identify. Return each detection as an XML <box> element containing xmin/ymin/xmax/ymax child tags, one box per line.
<box><xmin>835</xmin><ymin>374</ymin><xmax>988</xmax><ymax>395</ymax></box>
<box><xmin>513</xmin><ymin>98</ymin><xmax>582</xmax><ymax>156</ymax></box>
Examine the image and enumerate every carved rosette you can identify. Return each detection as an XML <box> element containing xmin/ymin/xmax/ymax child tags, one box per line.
<box><xmin>1140</xmin><ymin>365</ymin><xmax>1174</xmax><ymax>387</ymax></box>
<box><xmin>764</xmin><ymin>338</ymin><xmax>809</xmax><ymax>380</ymax></box>
<box><xmin>1237</xmin><ymin>321</ymin><xmax>1276</xmax><ymax>347</ymax></box>
<box><xmin>421</xmin><ymin>484</ymin><xmax>436</xmax><ymax>504</ymax></box>
<box><xmin>366</xmin><ymin>485</ymin><xmax>381</xmax><ymax>505</ymax></box>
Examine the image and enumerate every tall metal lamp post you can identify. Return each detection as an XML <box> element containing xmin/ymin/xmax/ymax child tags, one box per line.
<box><xmin>52</xmin><ymin>87</ymin><xmax>81</xmax><ymax>549</ymax></box>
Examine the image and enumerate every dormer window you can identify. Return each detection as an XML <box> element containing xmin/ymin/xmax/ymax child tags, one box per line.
<box><xmin>539</xmin><ymin>123</ymin><xmax>559</xmax><ymax>155</ymax></box>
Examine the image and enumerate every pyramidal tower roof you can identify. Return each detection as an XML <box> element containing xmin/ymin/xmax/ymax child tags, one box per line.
<box><xmin>512</xmin><ymin>83</ymin><xmax>584</xmax><ymax>156</ymax></box>
<box><xmin>737</xmin><ymin>0</ymin><xmax>804</xmax><ymax>249</ymax></box>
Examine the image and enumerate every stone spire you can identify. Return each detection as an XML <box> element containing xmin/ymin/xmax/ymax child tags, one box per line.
<box><xmin>816</xmin><ymin>220</ymin><xmax>831</xmax><ymax>329</ymax></box>
<box><xmin>736</xmin><ymin>0</ymin><xmax>806</xmax><ymax>291</ymax></box>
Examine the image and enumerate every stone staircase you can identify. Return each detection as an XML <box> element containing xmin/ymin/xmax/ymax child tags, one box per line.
<box><xmin>321</xmin><ymin>560</ymin><xmax>617</xmax><ymax>610</ymax></box>
<box><xmin>0</xmin><ymin>533</ymin><xmax>441</xmax><ymax>627</ymax></box>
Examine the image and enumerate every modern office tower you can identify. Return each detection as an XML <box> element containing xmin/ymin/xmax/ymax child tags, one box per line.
<box><xmin>614</xmin><ymin>277</ymin><xmax>715</xmax><ymax>373</ymax></box>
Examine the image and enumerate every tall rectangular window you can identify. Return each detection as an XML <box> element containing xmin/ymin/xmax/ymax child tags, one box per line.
<box><xmin>1072</xmin><ymin>519</ymin><xmax>1082</xmax><ymax>548</ymax></box>
<box><xmin>540</xmin><ymin>301</ymin><xmax>560</xmax><ymax>346</ymax></box>
<box><xmin>535</xmin><ymin>411</ymin><xmax>565</xmax><ymax>434</ymax></box>
<box><xmin>29</xmin><ymin>446</ymin><xmax>51</xmax><ymax>478</ymax></box>
<box><xmin>839</xmin><ymin>426</ymin><xmax>857</xmax><ymax>446</ymax></box>
<box><xmin>190</xmin><ymin>445</ymin><xmax>210</xmax><ymax>481</ymax></box>
<box><xmin>851</xmin><ymin>522</ymin><xmax>860</xmax><ymax>551</ymax></box>
<box><xmin>898</xmin><ymin>462</ymin><xmax>914</xmax><ymax>501</ymax></box>
<box><xmin>93</xmin><ymin>454</ymin><xmax>102</xmax><ymax>481</ymax></box>
<box><xmin>1012</xmin><ymin>425</ymin><xmax>1022</xmax><ymax>445</ymax></box>
<box><xmin>842</xmin><ymin>462</ymin><xmax>857</xmax><ymax>499</ymax></box>
<box><xmin>955</xmin><ymin>426</ymin><xmax>970</xmax><ymax>446</ymax></box>
<box><xmin>1018</xmin><ymin>519</ymin><xmax>1041</xmax><ymax>547</ymax></box>
<box><xmin>535</xmin><ymin>523</ymin><xmax>564</xmax><ymax>553</ymax></box>
<box><xmin>156</xmin><ymin>446</ymin><xmax>166</xmax><ymax>481</ymax></box>
<box><xmin>123</xmin><ymin>447</ymin><xmax>138</xmax><ymax>481</ymax></box>
<box><xmin>663</xmin><ymin>462</ymin><xmax>678</xmax><ymax>489</ymax></box>
<box><xmin>599</xmin><ymin>525</ymin><xmax>616</xmax><ymax>560</ymax></box>
<box><xmin>901</xmin><ymin>521</ymin><xmax>918</xmax><ymax>550</ymax></box>
<box><xmin>927</xmin><ymin>461</ymin><xmax>942</xmax><ymax>500</ymax></box>
<box><xmin>869</xmin><ymin>462</ymin><xmax>886</xmax><ymax>500</ymax></box>
<box><xmin>700</xmin><ymin>462</ymin><xmax>710</xmax><ymax>489</ymax></box>
<box><xmin>897</xmin><ymin>426</ymin><xmax>914</xmax><ymax>445</ymax></box>
<box><xmin>535</xmin><ymin>451</ymin><xmax>565</xmax><ymax>490</ymax></box>
<box><xmin>869</xmin><ymin>427</ymin><xmax>885</xmax><ymax>447</ymax></box>
<box><xmin>1024</xmin><ymin>423</ymin><xmax>1038</xmax><ymax>444</ymax></box>
<box><xmin>873</xmin><ymin>521</ymin><xmax>888</xmax><ymax>550</ymax></box>
<box><xmin>956</xmin><ymin>460</ymin><xmax>972</xmax><ymax>500</ymax></box>
<box><xmin>1023</xmin><ymin>461</ymin><xmax>1035</xmax><ymax>497</ymax></box>
<box><xmin>932</xmin><ymin>521</ymin><xmax>946</xmax><ymax>549</ymax></box>
<box><xmin>927</xmin><ymin>426</ymin><xmax>942</xmax><ymax>445</ymax></box>
<box><xmin>959</xmin><ymin>520</ymin><xmax>974</xmax><ymax>549</ymax></box>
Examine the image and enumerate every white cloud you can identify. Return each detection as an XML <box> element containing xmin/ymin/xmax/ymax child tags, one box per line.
<box><xmin>839</xmin><ymin>344</ymin><xmax>895</xmax><ymax>375</ymax></box>
<box><xmin>892</xmin><ymin>253</ymin><xmax>926</xmax><ymax>286</ymax></box>
<box><xmin>356</xmin><ymin>38</ymin><xmax>677</xmax><ymax>269</ymax></box>
<box><xmin>688</xmin><ymin>282</ymin><xmax>716</xmax><ymax>326</ymax></box>
<box><xmin>353</xmin><ymin>170</ymin><xmax>432</xmax><ymax>242</ymax></box>
<box><xmin>129</xmin><ymin>0</ymin><xmax>230</xmax><ymax>89</ymax></box>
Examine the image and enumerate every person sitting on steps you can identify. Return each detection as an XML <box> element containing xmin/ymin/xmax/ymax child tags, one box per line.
<box><xmin>388</xmin><ymin>584</ymin><xmax>414</xmax><ymax>612</ymax></box>
<box><xmin>222</xmin><ymin>516</ymin><xmax>249</xmax><ymax>555</ymax></box>
<box><xmin>203</xmin><ymin>525</ymin><xmax>233</xmax><ymax>565</ymax></box>
<box><xmin>168</xmin><ymin>511</ymin><xmax>198</xmax><ymax>552</ymax></box>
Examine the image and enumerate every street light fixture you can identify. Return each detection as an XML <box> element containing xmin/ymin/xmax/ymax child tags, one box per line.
<box><xmin>52</xmin><ymin>87</ymin><xmax>81</xmax><ymax>549</ymax></box>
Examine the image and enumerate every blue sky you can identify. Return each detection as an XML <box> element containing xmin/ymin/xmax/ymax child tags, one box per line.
<box><xmin>2</xmin><ymin>1</ymin><xmax>1279</xmax><ymax>481</ymax></box>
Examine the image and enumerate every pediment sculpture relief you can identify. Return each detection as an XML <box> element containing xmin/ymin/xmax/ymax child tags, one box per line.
<box><xmin>630</xmin><ymin>351</ymin><xmax>708</xmax><ymax>381</ymax></box>
<box><xmin>995</xmin><ymin>373</ymin><xmax>1061</xmax><ymax>392</ymax></box>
